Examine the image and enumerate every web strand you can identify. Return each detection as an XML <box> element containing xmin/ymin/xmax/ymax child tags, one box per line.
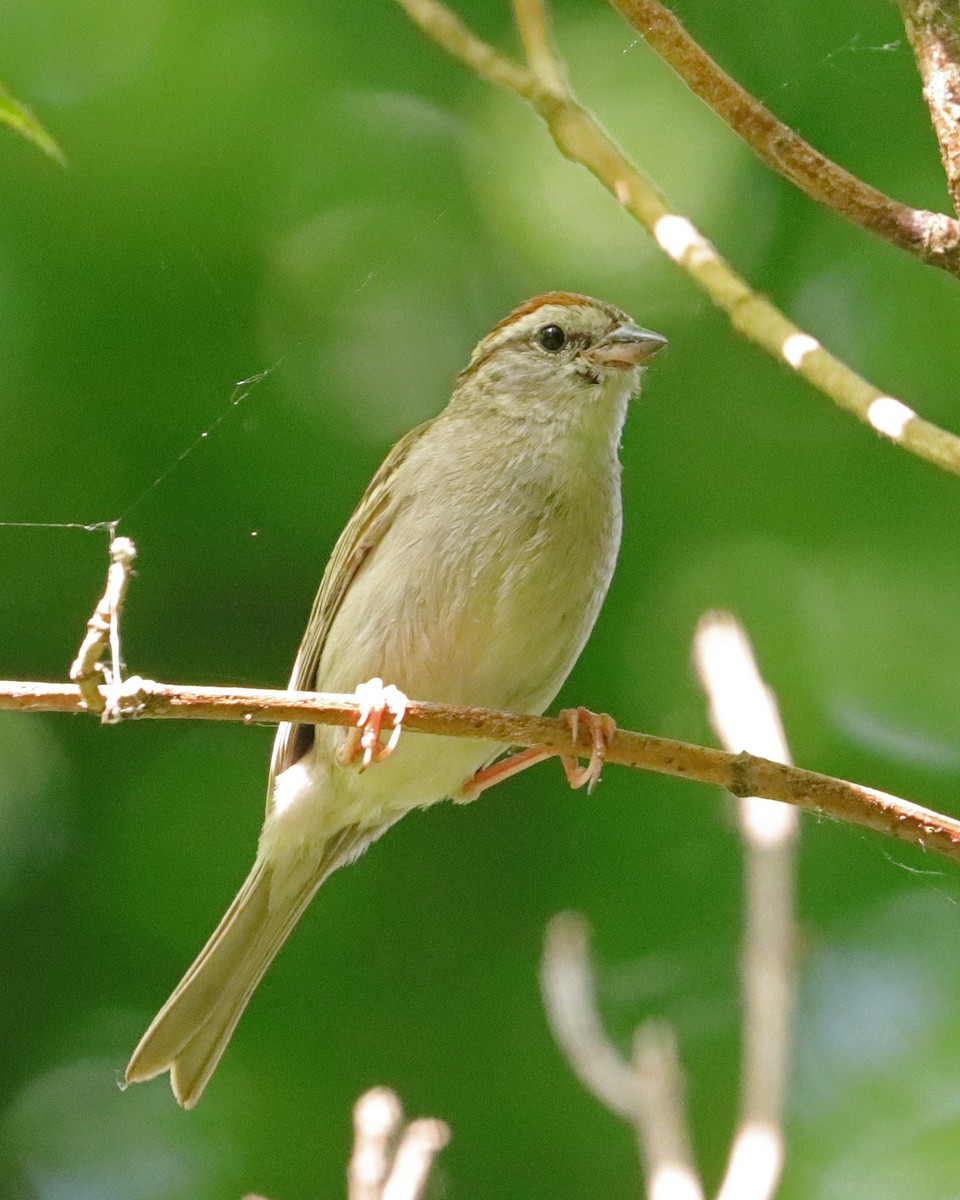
<box><xmin>115</xmin><ymin>367</ymin><xmax>278</xmax><ymax>525</ymax></box>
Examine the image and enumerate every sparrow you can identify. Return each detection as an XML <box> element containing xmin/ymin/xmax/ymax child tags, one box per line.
<box><xmin>125</xmin><ymin>291</ymin><xmax>666</xmax><ymax>1106</ymax></box>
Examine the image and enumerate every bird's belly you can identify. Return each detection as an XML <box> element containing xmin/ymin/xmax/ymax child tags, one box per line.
<box><xmin>268</xmin><ymin>724</ymin><xmax>501</xmax><ymax>847</ymax></box>
<box><xmin>275</xmin><ymin>453</ymin><xmax>622</xmax><ymax>847</ymax></box>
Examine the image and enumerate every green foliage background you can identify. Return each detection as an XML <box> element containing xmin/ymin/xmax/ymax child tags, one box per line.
<box><xmin>1</xmin><ymin>1</ymin><xmax>960</xmax><ymax>1196</ymax></box>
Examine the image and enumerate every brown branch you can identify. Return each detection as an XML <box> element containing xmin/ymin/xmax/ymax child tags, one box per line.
<box><xmin>392</xmin><ymin>0</ymin><xmax>960</xmax><ymax>479</ymax></box>
<box><xmin>607</xmin><ymin>0</ymin><xmax>960</xmax><ymax>273</ymax></box>
<box><xmin>4</xmin><ymin>674</ymin><xmax>960</xmax><ymax>866</ymax></box>
<box><xmin>900</xmin><ymin>0</ymin><xmax>960</xmax><ymax>215</ymax></box>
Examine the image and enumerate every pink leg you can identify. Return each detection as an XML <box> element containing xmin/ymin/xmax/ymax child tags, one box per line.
<box><xmin>457</xmin><ymin>707</ymin><xmax>617</xmax><ymax>801</ymax></box>
<box><xmin>336</xmin><ymin>677</ymin><xmax>410</xmax><ymax>769</ymax></box>
<box><xmin>456</xmin><ymin>746</ymin><xmax>555</xmax><ymax>801</ymax></box>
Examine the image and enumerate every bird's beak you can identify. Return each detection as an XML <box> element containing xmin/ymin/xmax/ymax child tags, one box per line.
<box><xmin>585</xmin><ymin>324</ymin><xmax>668</xmax><ymax>369</ymax></box>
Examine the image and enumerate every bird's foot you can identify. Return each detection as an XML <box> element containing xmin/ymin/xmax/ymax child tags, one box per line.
<box><xmin>336</xmin><ymin>677</ymin><xmax>409</xmax><ymax>769</ymax></box>
<box><xmin>559</xmin><ymin>707</ymin><xmax>616</xmax><ymax>794</ymax></box>
<box><xmin>456</xmin><ymin>707</ymin><xmax>616</xmax><ymax>801</ymax></box>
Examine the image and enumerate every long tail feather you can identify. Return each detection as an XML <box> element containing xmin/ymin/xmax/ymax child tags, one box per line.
<box><xmin>125</xmin><ymin>819</ymin><xmax>396</xmax><ymax>1107</ymax></box>
<box><xmin>125</xmin><ymin>856</ymin><xmax>311</xmax><ymax>1107</ymax></box>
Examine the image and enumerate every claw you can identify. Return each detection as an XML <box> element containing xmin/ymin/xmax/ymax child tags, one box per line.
<box><xmin>336</xmin><ymin>677</ymin><xmax>409</xmax><ymax>769</ymax></box>
<box><xmin>559</xmin><ymin>707</ymin><xmax>616</xmax><ymax>794</ymax></box>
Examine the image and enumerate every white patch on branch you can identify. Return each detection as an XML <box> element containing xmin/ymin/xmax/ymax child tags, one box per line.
<box><xmin>654</xmin><ymin>214</ymin><xmax>715</xmax><ymax>267</ymax></box>
<box><xmin>867</xmin><ymin>395</ymin><xmax>916</xmax><ymax>440</ymax></box>
<box><xmin>781</xmin><ymin>333</ymin><xmax>820</xmax><ymax>368</ymax></box>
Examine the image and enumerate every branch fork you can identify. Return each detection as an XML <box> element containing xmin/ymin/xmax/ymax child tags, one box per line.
<box><xmin>392</xmin><ymin>0</ymin><xmax>960</xmax><ymax>476</ymax></box>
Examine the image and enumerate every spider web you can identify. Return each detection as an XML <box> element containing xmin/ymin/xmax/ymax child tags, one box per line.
<box><xmin>0</xmin><ymin>216</ymin><xmax>449</xmax><ymax>542</ymax></box>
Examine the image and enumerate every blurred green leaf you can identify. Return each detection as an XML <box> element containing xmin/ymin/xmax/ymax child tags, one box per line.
<box><xmin>0</xmin><ymin>81</ymin><xmax>65</xmax><ymax>165</ymax></box>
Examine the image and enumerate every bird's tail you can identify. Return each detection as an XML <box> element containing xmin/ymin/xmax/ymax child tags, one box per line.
<box><xmin>125</xmin><ymin>853</ymin><xmax>328</xmax><ymax>1109</ymax></box>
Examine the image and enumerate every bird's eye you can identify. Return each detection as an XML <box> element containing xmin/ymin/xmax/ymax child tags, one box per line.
<box><xmin>537</xmin><ymin>324</ymin><xmax>567</xmax><ymax>352</ymax></box>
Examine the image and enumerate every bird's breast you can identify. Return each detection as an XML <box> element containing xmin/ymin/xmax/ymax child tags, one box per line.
<box><xmin>318</xmin><ymin>437</ymin><xmax>622</xmax><ymax>717</ymax></box>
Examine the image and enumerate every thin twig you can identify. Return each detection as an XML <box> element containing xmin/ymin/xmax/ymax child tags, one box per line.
<box><xmin>631</xmin><ymin>1025</ymin><xmax>705</xmax><ymax>1200</ymax></box>
<box><xmin>349</xmin><ymin>1088</ymin><xmax>403</xmax><ymax>1200</ymax></box>
<box><xmin>348</xmin><ymin>1088</ymin><xmax>449</xmax><ymax>1200</ymax></box>
<box><xmin>244</xmin><ymin>1086</ymin><xmax>448</xmax><ymax>1200</ymax></box>
<box><xmin>541</xmin><ymin>913</ymin><xmax>705</xmax><ymax>1200</ymax></box>
<box><xmin>543</xmin><ymin>617</ymin><xmax>803</xmax><ymax>1200</ymax></box>
<box><xmin>3</xmin><ymin>673</ymin><xmax>960</xmax><ymax>865</ymax></box>
<box><xmin>68</xmin><ymin>535</ymin><xmax>136</xmax><ymax>713</ymax></box>
<box><xmin>606</xmin><ymin>0</ymin><xmax>960</xmax><ymax>272</ymax></box>
<box><xmin>381</xmin><ymin>1119</ymin><xmax>451</xmax><ymax>1200</ymax></box>
<box><xmin>694</xmin><ymin>614</ymin><xmax>797</xmax><ymax>1200</ymax></box>
<box><xmin>541</xmin><ymin>912</ymin><xmax>642</xmax><ymax>1118</ymax></box>
<box><xmin>512</xmin><ymin>0</ymin><xmax>565</xmax><ymax>94</ymax></box>
<box><xmin>392</xmin><ymin>0</ymin><xmax>960</xmax><ymax>479</ymax></box>
<box><xmin>900</xmin><ymin>0</ymin><xmax>960</xmax><ymax>215</ymax></box>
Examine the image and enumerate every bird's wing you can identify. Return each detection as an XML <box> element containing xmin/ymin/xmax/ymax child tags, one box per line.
<box><xmin>265</xmin><ymin>418</ymin><xmax>433</xmax><ymax>809</ymax></box>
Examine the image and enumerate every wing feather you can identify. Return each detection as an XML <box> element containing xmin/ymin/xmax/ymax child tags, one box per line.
<box><xmin>265</xmin><ymin>418</ymin><xmax>433</xmax><ymax>805</ymax></box>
